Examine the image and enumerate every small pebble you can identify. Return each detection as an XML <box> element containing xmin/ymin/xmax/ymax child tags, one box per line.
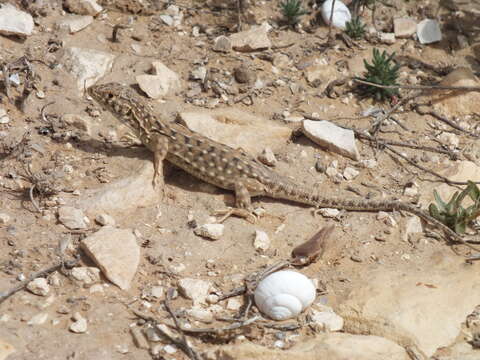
<box><xmin>194</xmin><ymin>223</ymin><xmax>224</xmax><ymax>240</ymax></box>
<box><xmin>253</xmin><ymin>230</ymin><xmax>270</xmax><ymax>251</ymax></box>
<box><xmin>27</xmin><ymin>278</ymin><xmax>50</xmax><ymax>296</ymax></box>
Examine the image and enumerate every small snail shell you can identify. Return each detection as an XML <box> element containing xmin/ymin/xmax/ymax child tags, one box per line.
<box><xmin>254</xmin><ymin>270</ymin><xmax>316</xmax><ymax>320</ymax></box>
<box><xmin>321</xmin><ymin>0</ymin><xmax>352</xmax><ymax>30</ymax></box>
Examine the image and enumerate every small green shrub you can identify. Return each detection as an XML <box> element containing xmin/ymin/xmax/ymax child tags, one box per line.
<box><xmin>345</xmin><ymin>17</ymin><xmax>366</xmax><ymax>39</ymax></box>
<box><xmin>429</xmin><ymin>181</ymin><xmax>480</xmax><ymax>234</ymax></box>
<box><xmin>280</xmin><ymin>0</ymin><xmax>307</xmax><ymax>26</ymax></box>
<box><xmin>358</xmin><ymin>48</ymin><xmax>400</xmax><ymax>101</ymax></box>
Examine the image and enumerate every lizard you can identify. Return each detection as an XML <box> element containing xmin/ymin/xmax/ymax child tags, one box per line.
<box><xmin>87</xmin><ymin>82</ymin><xmax>477</xmax><ymax>250</ymax></box>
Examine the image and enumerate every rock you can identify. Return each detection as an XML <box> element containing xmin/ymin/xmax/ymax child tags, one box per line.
<box><xmin>258</xmin><ymin>147</ymin><xmax>276</xmax><ymax>166</ymax></box>
<box><xmin>64</xmin><ymin>0</ymin><xmax>103</xmax><ymax>15</ymax></box>
<box><xmin>178</xmin><ymin>109</ymin><xmax>291</xmax><ymax>156</ymax></box>
<box><xmin>377</xmin><ymin>211</ymin><xmax>397</xmax><ymax>227</ymax></box>
<box><xmin>272</xmin><ymin>54</ymin><xmax>291</xmax><ymax>68</ymax></box>
<box><xmin>305</xmin><ymin>63</ymin><xmax>338</xmax><ymax>91</ymax></box>
<box><xmin>343</xmin><ymin>167</ymin><xmax>359</xmax><ymax>181</ymax></box>
<box><xmin>394</xmin><ymin>18</ymin><xmax>417</xmax><ymax>38</ymax></box>
<box><xmin>311</xmin><ymin>306</ymin><xmax>344</xmax><ymax>331</ymax></box>
<box><xmin>234</xmin><ymin>65</ymin><xmax>256</xmax><ymax>84</ymax></box>
<box><xmin>194</xmin><ymin>224</ymin><xmax>224</xmax><ymax>240</ymax></box>
<box><xmin>136</xmin><ymin>61</ymin><xmax>181</xmax><ymax>98</ymax></box>
<box><xmin>81</xmin><ymin>226</ymin><xmax>140</xmax><ymax>290</ymax></box>
<box><xmin>163</xmin><ymin>345</ymin><xmax>177</xmax><ymax>354</ymax></box>
<box><xmin>94</xmin><ymin>213</ymin><xmax>116</xmax><ymax>226</ymax></box>
<box><xmin>317</xmin><ymin>208</ymin><xmax>340</xmax><ymax>218</ymax></box>
<box><xmin>429</xmin><ymin>67</ymin><xmax>480</xmax><ymax>116</ymax></box>
<box><xmin>253</xmin><ymin>230</ymin><xmax>270</xmax><ymax>251</ymax></box>
<box><xmin>0</xmin><ymin>3</ymin><xmax>34</xmax><ymax>37</ymax></box>
<box><xmin>404</xmin><ymin>216</ymin><xmax>423</xmax><ymax>241</ymax></box>
<box><xmin>213</xmin><ymin>35</ymin><xmax>232</xmax><ymax>52</ymax></box>
<box><xmin>229</xmin><ymin>22</ymin><xmax>271</xmax><ymax>52</ymax></box>
<box><xmin>302</xmin><ymin>120</ymin><xmax>360</xmax><ymax>161</ymax></box>
<box><xmin>338</xmin><ymin>253</ymin><xmax>480</xmax><ymax>357</ymax></box>
<box><xmin>439</xmin><ymin>133</ymin><xmax>459</xmax><ymax>149</ymax></box>
<box><xmin>403</xmin><ymin>184</ymin><xmax>418</xmax><ymax>197</ymax></box>
<box><xmin>226</xmin><ymin>298</ymin><xmax>242</xmax><ymax>311</ymax></box>
<box><xmin>58</xmin><ymin>206</ymin><xmax>89</xmax><ymax>230</ymax></box>
<box><xmin>27</xmin><ymin>278</ymin><xmax>50</xmax><ymax>296</ymax></box>
<box><xmin>0</xmin><ymin>109</ymin><xmax>9</xmax><ymax>124</ymax></box>
<box><xmin>320</xmin><ymin>0</ymin><xmax>351</xmax><ymax>29</ymax></box>
<box><xmin>417</xmin><ymin>19</ymin><xmax>442</xmax><ymax>44</ymax></box>
<box><xmin>213</xmin><ymin>333</ymin><xmax>409</xmax><ymax>360</ymax></box>
<box><xmin>27</xmin><ymin>312</ymin><xmax>49</xmax><ymax>326</ymax></box>
<box><xmin>190</xmin><ymin>66</ymin><xmax>207</xmax><ymax>81</ymax></box>
<box><xmin>379</xmin><ymin>32</ymin><xmax>396</xmax><ymax>45</ymax></box>
<box><xmin>56</xmin><ymin>15</ymin><xmax>93</xmax><ymax>34</ymax></box>
<box><xmin>71</xmin><ymin>267</ymin><xmax>101</xmax><ymax>284</ymax></box>
<box><xmin>0</xmin><ymin>213</ymin><xmax>10</xmax><ymax>225</ymax></box>
<box><xmin>178</xmin><ymin>278</ymin><xmax>212</xmax><ymax>305</ymax></box>
<box><xmin>457</xmin><ymin>35</ymin><xmax>469</xmax><ymax>49</ymax></box>
<box><xmin>186</xmin><ymin>306</ymin><xmax>214</xmax><ymax>322</ymax></box>
<box><xmin>70</xmin><ymin>315</ymin><xmax>88</xmax><ymax>333</ymax></box>
<box><xmin>131</xmin><ymin>327</ymin><xmax>149</xmax><ymax>349</ymax></box>
<box><xmin>62</xmin><ymin>47</ymin><xmax>115</xmax><ymax>92</ymax></box>
<box><xmin>0</xmin><ymin>339</ymin><xmax>15</xmax><ymax>360</ymax></box>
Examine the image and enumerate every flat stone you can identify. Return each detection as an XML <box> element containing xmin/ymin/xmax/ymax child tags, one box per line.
<box><xmin>64</xmin><ymin>0</ymin><xmax>103</xmax><ymax>15</ymax></box>
<box><xmin>213</xmin><ymin>35</ymin><xmax>232</xmax><ymax>52</ymax></box>
<box><xmin>379</xmin><ymin>32</ymin><xmax>396</xmax><ymax>45</ymax></box>
<box><xmin>58</xmin><ymin>206</ymin><xmax>89</xmax><ymax>230</ymax></box>
<box><xmin>62</xmin><ymin>113</ymin><xmax>92</xmax><ymax>135</ymax></box>
<box><xmin>56</xmin><ymin>15</ymin><xmax>93</xmax><ymax>34</ymax></box>
<box><xmin>62</xmin><ymin>47</ymin><xmax>115</xmax><ymax>92</ymax></box>
<box><xmin>394</xmin><ymin>18</ymin><xmax>417</xmax><ymax>38</ymax></box>
<box><xmin>305</xmin><ymin>64</ymin><xmax>338</xmax><ymax>91</ymax></box>
<box><xmin>71</xmin><ymin>267</ymin><xmax>101</xmax><ymax>284</ymax></box>
<box><xmin>229</xmin><ymin>22</ymin><xmax>271</xmax><ymax>52</ymax></box>
<box><xmin>0</xmin><ymin>213</ymin><xmax>10</xmax><ymax>225</ymax></box>
<box><xmin>253</xmin><ymin>230</ymin><xmax>270</xmax><ymax>251</ymax></box>
<box><xmin>74</xmin><ymin>161</ymin><xmax>159</xmax><ymax>216</ymax></box>
<box><xmin>27</xmin><ymin>312</ymin><xmax>49</xmax><ymax>326</ymax></box>
<box><xmin>81</xmin><ymin>226</ymin><xmax>140</xmax><ymax>290</ymax></box>
<box><xmin>311</xmin><ymin>305</ymin><xmax>344</xmax><ymax>331</ymax></box>
<box><xmin>302</xmin><ymin>120</ymin><xmax>360</xmax><ymax>161</ymax></box>
<box><xmin>194</xmin><ymin>223</ymin><xmax>224</xmax><ymax>240</ymax></box>
<box><xmin>417</xmin><ymin>19</ymin><xmax>442</xmax><ymax>44</ymax></box>
<box><xmin>27</xmin><ymin>278</ymin><xmax>50</xmax><ymax>296</ymax></box>
<box><xmin>94</xmin><ymin>213</ymin><xmax>116</xmax><ymax>226</ymax></box>
<box><xmin>337</xmin><ymin>253</ymin><xmax>480</xmax><ymax>357</ymax></box>
<box><xmin>213</xmin><ymin>333</ymin><xmax>408</xmax><ymax>360</ymax></box>
<box><xmin>178</xmin><ymin>278</ymin><xmax>212</xmax><ymax>305</ymax></box>
<box><xmin>429</xmin><ymin>67</ymin><xmax>480</xmax><ymax>116</ymax></box>
<box><xmin>186</xmin><ymin>307</ymin><xmax>214</xmax><ymax>322</ymax></box>
<box><xmin>0</xmin><ymin>3</ymin><xmax>34</xmax><ymax>37</ymax></box>
<box><xmin>258</xmin><ymin>147</ymin><xmax>277</xmax><ymax>166</ymax></box>
<box><xmin>178</xmin><ymin>109</ymin><xmax>291</xmax><ymax>156</ymax></box>
<box><xmin>70</xmin><ymin>317</ymin><xmax>88</xmax><ymax>333</ymax></box>
<box><xmin>136</xmin><ymin>61</ymin><xmax>181</xmax><ymax>98</ymax></box>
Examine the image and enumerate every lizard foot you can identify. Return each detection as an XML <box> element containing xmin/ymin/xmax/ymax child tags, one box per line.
<box><xmin>214</xmin><ymin>207</ymin><xmax>258</xmax><ymax>224</ymax></box>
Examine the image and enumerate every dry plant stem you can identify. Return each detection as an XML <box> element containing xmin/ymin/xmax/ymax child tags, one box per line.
<box><xmin>2</xmin><ymin>64</ymin><xmax>10</xmax><ymax>99</ymax></box>
<box><xmin>132</xmin><ymin>310</ymin><xmax>201</xmax><ymax>360</ymax></box>
<box><xmin>327</xmin><ymin>0</ymin><xmax>336</xmax><ymax>44</ymax></box>
<box><xmin>385</xmin><ymin>145</ymin><xmax>480</xmax><ymax>186</ymax></box>
<box><xmin>164</xmin><ymin>288</ymin><xmax>201</xmax><ymax>360</ymax></box>
<box><xmin>369</xmin><ymin>91</ymin><xmax>422</xmax><ymax>134</ymax></box>
<box><xmin>0</xmin><ymin>259</ymin><xmax>78</xmax><ymax>305</ymax></box>
<box><xmin>302</xmin><ymin>113</ymin><xmax>455</xmax><ymax>157</ymax></box>
<box><xmin>354</xmin><ymin>78</ymin><xmax>480</xmax><ymax>92</ymax></box>
<box><xmin>236</xmin><ymin>0</ymin><xmax>242</xmax><ymax>31</ymax></box>
<box><xmin>180</xmin><ymin>315</ymin><xmax>262</xmax><ymax>334</ymax></box>
<box><xmin>414</xmin><ymin>105</ymin><xmax>479</xmax><ymax>138</ymax></box>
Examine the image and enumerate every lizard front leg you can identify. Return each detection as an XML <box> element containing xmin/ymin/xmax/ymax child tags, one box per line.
<box><xmin>146</xmin><ymin>135</ymin><xmax>169</xmax><ymax>190</ymax></box>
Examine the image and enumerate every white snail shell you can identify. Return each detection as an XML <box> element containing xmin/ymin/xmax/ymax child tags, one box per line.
<box><xmin>254</xmin><ymin>270</ymin><xmax>316</xmax><ymax>320</ymax></box>
<box><xmin>321</xmin><ymin>0</ymin><xmax>352</xmax><ymax>30</ymax></box>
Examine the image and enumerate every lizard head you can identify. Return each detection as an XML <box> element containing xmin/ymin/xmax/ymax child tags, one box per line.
<box><xmin>87</xmin><ymin>82</ymin><xmax>151</xmax><ymax>133</ymax></box>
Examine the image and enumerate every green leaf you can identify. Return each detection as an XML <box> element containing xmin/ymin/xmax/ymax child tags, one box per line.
<box><xmin>433</xmin><ymin>190</ymin><xmax>447</xmax><ymax>212</ymax></box>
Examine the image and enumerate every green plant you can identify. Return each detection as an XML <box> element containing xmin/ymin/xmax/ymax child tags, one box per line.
<box><xmin>280</xmin><ymin>0</ymin><xmax>307</xmax><ymax>26</ymax></box>
<box><xmin>358</xmin><ymin>48</ymin><xmax>400</xmax><ymax>101</ymax></box>
<box><xmin>345</xmin><ymin>16</ymin><xmax>366</xmax><ymax>39</ymax></box>
<box><xmin>429</xmin><ymin>181</ymin><xmax>480</xmax><ymax>234</ymax></box>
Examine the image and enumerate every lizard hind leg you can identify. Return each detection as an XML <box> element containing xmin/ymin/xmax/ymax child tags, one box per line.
<box><xmin>148</xmin><ymin>135</ymin><xmax>169</xmax><ymax>199</ymax></box>
<box><xmin>214</xmin><ymin>180</ymin><xmax>258</xmax><ymax>223</ymax></box>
